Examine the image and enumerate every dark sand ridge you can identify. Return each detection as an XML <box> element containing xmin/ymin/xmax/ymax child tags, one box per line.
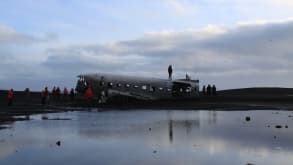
<box><xmin>1</xmin><ymin>87</ymin><xmax>293</xmax><ymax>110</ymax></box>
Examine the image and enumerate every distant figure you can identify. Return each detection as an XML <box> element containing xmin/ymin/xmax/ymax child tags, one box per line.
<box><xmin>70</xmin><ymin>88</ymin><xmax>75</xmax><ymax>101</ymax></box>
<box><xmin>44</xmin><ymin>87</ymin><xmax>49</xmax><ymax>104</ymax></box>
<box><xmin>41</xmin><ymin>90</ymin><xmax>46</xmax><ymax>105</ymax></box>
<box><xmin>212</xmin><ymin>85</ymin><xmax>217</xmax><ymax>96</ymax></box>
<box><xmin>202</xmin><ymin>85</ymin><xmax>206</xmax><ymax>95</ymax></box>
<box><xmin>63</xmin><ymin>87</ymin><xmax>68</xmax><ymax>100</ymax></box>
<box><xmin>7</xmin><ymin>89</ymin><xmax>14</xmax><ymax>106</ymax></box>
<box><xmin>52</xmin><ymin>86</ymin><xmax>56</xmax><ymax>100</ymax></box>
<box><xmin>185</xmin><ymin>73</ymin><xmax>190</xmax><ymax>80</ymax></box>
<box><xmin>207</xmin><ymin>84</ymin><xmax>211</xmax><ymax>96</ymax></box>
<box><xmin>168</xmin><ymin>65</ymin><xmax>173</xmax><ymax>80</ymax></box>
<box><xmin>25</xmin><ymin>88</ymin><xmax>30</xmax><ymax>105</ymax></box>
<box><xmin>85</xmin><ymin>86</ymin><xmax>93</xmax><ymax>99</ymax></box>
<box><xmin>85</xmin><ymin>86</ymin><xmax>94</xmax><ymax>106</ymax></box>
<box><xmin>56</xmin><ymin>87</ymin><xmax>61</xmax><ymax>101</ymax></box>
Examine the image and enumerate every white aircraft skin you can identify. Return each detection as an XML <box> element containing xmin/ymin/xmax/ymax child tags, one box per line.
<box><xmin>76</xmin><ymin>73</ymin><xmax>199</xmax><ymax>103</ymax></box>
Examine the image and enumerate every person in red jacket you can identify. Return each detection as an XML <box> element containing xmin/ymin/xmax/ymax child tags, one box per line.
<box><xmin>85</xmin><ymin>86</ymin><xmax>94</xmax><ymax>106</ymax></box>
<box><xmin>85</xmin><ymin>86</ymin><xmax>93</xmax><ymax>99</ymax></box>
<box><xmin>8</xmin><ymin>89</ymin><xmax>14</xmax><ymax>106</ymax></box>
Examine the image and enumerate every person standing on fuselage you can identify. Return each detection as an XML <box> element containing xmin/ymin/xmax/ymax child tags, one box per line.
<box><xmin>168</xmin><ymin>65</ymin><xmax>173</xmax><ymax>80</ymax></box>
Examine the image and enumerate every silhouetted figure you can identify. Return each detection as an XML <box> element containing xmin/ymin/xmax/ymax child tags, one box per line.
<box><xmin>202</xmin><ymin>85</ymin><xmax>206</xmax><ymax>95</ymax></box>
<box><xmin>207</xmin><ymin>84</ymin><xmax>211</xmax><ymax>96</ymax></box>
<box><xmin>185</xmin><ymin>73</ymin><xmax>190</xmax><ymax>80</ymax></box>
<box><xmin>41</xmin><ymin>90</ymin><xmax>46</xmax><ymax>105</ymax></box>
<box><xmin>70</xmin><ymin>88</ymin><xmax>75</xmax><ymax>101</ymax></box>
<box><xmin>168</xmin><ymin>65</ymin><xmax>173</xmax><ymax>80</ymax></box>
<box><xmin>25</xmin><ymin>88</ymin><xmax>30</xmax><ymax>105</ymax></box>
<box><xmin>44</xmin><ymin>87</ymin><xmax>49</xmax><ymax>104</ymax></box>
<box><xmin>63</xmin><ymin>87</ymin><xmax>68</xmax><ymax>100</ymax></box>
<box><xmin>52</xmin><ymin>86</ymin><xmax>56</xmax><ymax>100</ymax></box>
<box><xmin>212</xmin><ymin>85</ymin><xmax>217</xmax><ymax>96</ymax></box>
<box><xmin>7</xmin><ymin>89</ymin><xmax>14</xmax><ymax>106</ymax></box>
<box><xmin>56</xmin><ymin>87</ymin><xmax>61</xmax><ymax>101</ymax></box>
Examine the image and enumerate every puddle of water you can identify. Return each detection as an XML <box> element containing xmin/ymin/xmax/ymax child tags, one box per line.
<box><xmin>0</xmin><ymin>110</ymin><xmax>293</xmax><ymax>165</ymax></box>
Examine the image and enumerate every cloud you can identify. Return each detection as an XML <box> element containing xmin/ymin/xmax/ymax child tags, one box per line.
<box><xmin>164</xmin><ymin>0</ymin><xmax>193</xmax><ymax>15</ymax></box>
<box><xmin>0</xmin><ymin>24</ymin><xmax>58</xmax><ymax>44</ymax></box>
<box><xmin>41</xmin><ymin>19</ymin><xmax>293</xmax><ymax>89</ymax></box>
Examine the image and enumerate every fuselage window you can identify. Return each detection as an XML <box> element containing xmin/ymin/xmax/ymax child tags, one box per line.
<box><xmin>108</xmin><ymin>82</ymin><xmax>113</xmax><ymax>88</ymax></box>
<box><xmin>141</xmin><ymin>85</ymin><xmax>147</xmax><ymax>90</ymax></box>
<box><xmin>186</xmin><ymin>87</ymin><xmax>191</xmax><ymax>93</ymax></box>
<box><xmin>125</xmin><ymin>84</ymin><xmax>130</xmax><ymax>88</ymax></box>
<box><xmin>117</xmin><ymin>83</ymin><xmax>122</xmax><ymax>87</ymax></box>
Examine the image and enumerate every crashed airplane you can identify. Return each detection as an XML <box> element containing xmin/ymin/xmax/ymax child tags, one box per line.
<box><xmin>76</xmin><ymin>73</ymin><xmax>200</xmax><ymax>103</ymax></box>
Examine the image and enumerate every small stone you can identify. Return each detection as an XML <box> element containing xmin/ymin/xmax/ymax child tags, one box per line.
<box><xmin>149</xmin><ymin>128</ymin><xmax>152</xmax><ymax>131</ymax></box>
<box><xmin>274</xmin><ymin>136</ymin><xmax>277</xmax><ymax>139</ymax></box>
<box><xmin>246</xmin><ymin>163</ymin><xmax>255</xmax><ymax>165</ymax></box>
<box><xmin>245</xmin><ymin>116</ymin><xmax>251</xmax><ymax>122</ymax></box>
<box><xmin>56</xmin><ymin>141</ymin><xmax>61</xmax><ymax>146</ymax></box>
<box><xmin>275</xmin><ymin>125</ymin><xmax>282</xmax><ymax>128</ymax></box>
<box><xmin>153</xmin><ymin>150</ymin><xmax>157</xmax><ymax>153</ymax></box>
<box><xmin>42</xmin><ymin>116</ymin><xmax>48</xmax><ymax>120</ymax></box>
<box><xmin>285</xmin><ymin>125</ymin><xmax>288</xmax><ymax>128</ymax></box>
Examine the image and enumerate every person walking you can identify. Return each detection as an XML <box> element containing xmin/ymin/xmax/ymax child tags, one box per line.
<box><xmin>7</xmin><ymin>89</ymin><xmax>14</xmax><ymax>106</ymax></box>
<box><xmin>168</xmin><ymin>65</ymin><xmax>173</xmax><ymax>80</ymax></box>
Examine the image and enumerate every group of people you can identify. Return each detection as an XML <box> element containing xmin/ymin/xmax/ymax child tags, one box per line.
<box><xmin>6</xmin><ymin>86</ymin><xmax>76</xmax><ymax>106</ymax></box>
<box><xmin>41</xmin><ymin>86</ymin><xmax>75</xmax><ymax>105</ymax></box>
<box><xmin>202</xmin><ymin>85</ymin><xmax>217</xmax><ymax>96</ymax></box>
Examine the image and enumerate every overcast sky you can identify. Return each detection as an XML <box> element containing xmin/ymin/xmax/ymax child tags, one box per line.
<box><xmin>1</xmin><ymin>0</ymin><xmax>293</xmax><ymax>90</ymax></box>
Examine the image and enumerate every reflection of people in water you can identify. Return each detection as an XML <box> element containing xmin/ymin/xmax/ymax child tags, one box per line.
<box><xmin>169</xmin><ymin>120</ymin><xmax>173</xmax><ymax>143</ymax></box>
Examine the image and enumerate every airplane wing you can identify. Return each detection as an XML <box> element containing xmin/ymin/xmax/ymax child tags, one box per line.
<box><xmin>108</xmin><ymin>89</ymin><xmax>156</xmax><ymax>100</ymax></box>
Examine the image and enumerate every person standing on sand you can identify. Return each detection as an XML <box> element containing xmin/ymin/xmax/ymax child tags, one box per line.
<box><xmin>25</xmin><ymin>88</ymin><xmax>30</xmax><ymax>105</ymax></box>
<box><xmin>202</xmin><ymin>85</ymin><xmax>206</xmax><ymax>95</ymax></box>
<box><xmin>7</xmin><ymin>89</ymin><xmax>14</xmax><ymax>106</ymax></box>
<box><xmin>63</xmin><ymin>87</ymin><xmax>68</xmax><ymax>100</ymax></box>
<box><xmin>85</xmin><ymin>86</ymin><xmax>93</xmax><ymax>106</ymax></box>
<box><xmin>168</xmin><ymin>65</ymin><xmax>173</xmax><ymax>80</ymax></box>
<box><xmin>70</xmin><ymin>88</ymin><xmax>75</xmax><ymax>101</ymax></box>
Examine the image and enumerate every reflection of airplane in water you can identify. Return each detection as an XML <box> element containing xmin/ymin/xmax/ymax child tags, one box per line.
<box><xmin>76</xmin><ymin>73</ymin><xmax>199</xmax><ymax>103</ymax></box>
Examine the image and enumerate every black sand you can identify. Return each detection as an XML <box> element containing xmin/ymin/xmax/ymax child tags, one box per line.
<box><xmin>1</xmin><ymin>87</ymin><xmax>293</xmax><ymax>124</ymax></box>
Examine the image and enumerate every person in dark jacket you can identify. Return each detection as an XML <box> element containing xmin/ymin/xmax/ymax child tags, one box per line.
<box><xmin>168</xmin><ymin>65</ymin><xmax>173</xmax><ymax>80</ymax></box>
<box><xmin>70</xmin><ymin>88</ymin><xmax>75</xmax><ymax>101</ymax></box>
<box><xmin>212</xmin><ymin>85</ymin><xmax>217</xmax><ymax>96</ymax></box>
<box><xmin>207</xmin><ymin>84</ymin><xmax>211</xmax><ymax>96</ymax></box>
